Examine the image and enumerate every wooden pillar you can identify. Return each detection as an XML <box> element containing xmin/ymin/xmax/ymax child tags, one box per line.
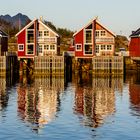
<box><xmin>19</xmin><ymin>59</ymin><xmax>23</xmax><ymax>75</ymax></box>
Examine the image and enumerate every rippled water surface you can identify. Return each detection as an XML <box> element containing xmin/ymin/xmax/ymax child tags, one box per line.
<box><xmin>0</xmin><ymin>73</ymin><xmax>140</xmax><ymax>140</ymax></box>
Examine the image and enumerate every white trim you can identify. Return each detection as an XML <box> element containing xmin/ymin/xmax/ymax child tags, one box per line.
<box><xmin>26</xmin><ymin>29</ymin><xmax>35</xmax><ymax>55</ymax></box>
<box><xmin>96</xmin><ymin>20</ymin><xmax>115</xmax><ymax>37</ymax></box>
<box><xmin>18</xmin><ymin>44</ymin><xmax>24</xmax><ymax>51</ymax></box>
<box><xmin>95</xmin><ymin>44</ymin><xmax>113</xmax><ymax>55</ymax></box>
<box><xmin>83</xmin><ymin>44</ymin><xmax>93</xmax><ymax>55</ymax></box>
<box><xmin>38</xmin><ymin>20</ymin><xmax>59</xmax><ymax>37</ymax></box>
<box><xmin>15</xmin><ymin>19</ymin><xmax>37</xmax><ymax>37</ymax></box>
<box><xmin>96</xmin><ymin>30</ymin><xmax>106</xmax><ymax>38</ymax></box>
<box><xmin>16</xmin><ymin>18</ymin><xmax>59</xmax><ymax>37</ymax></box>
<box><xmin>38</xmin><ymin>44</ymin><xmax>57</xmax><ymax>56</ymax></box>
<box><xmin>84</xmin><ymin>29</ymin><xmax>93</xmax><ymax>44</ymax></box>
<box><xmin>73</xmin><ymin>18</ymin><xmax>115</xmax><ymax>37</ymax></box>
<box><xmin>76</xmin><ymin>44</ymin><xmax>82</xmax><ymax>51</ymax></box>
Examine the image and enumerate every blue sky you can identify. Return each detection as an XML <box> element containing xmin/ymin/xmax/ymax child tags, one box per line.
<box><xmin>1</xmin><ymin>0</ymin><xmax>140</xmax><ymax>37</ymax></box>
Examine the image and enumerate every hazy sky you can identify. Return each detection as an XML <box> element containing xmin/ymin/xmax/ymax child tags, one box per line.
<box><xmin>1</xmin><ymin>0</ymin><xmax>140</xmax><ymax>37</ymax></box>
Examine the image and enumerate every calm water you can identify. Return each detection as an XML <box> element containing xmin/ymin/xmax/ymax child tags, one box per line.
<box><xmin>0</xmin><ymin>73</ymin><xmax>140</xmax><ymax>140</ymax></box>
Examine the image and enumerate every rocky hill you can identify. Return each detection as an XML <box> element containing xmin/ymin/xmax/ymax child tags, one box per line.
<box><xmin>0</xmin><ymin>13</ymin><xmax>30</xmax><ymax>28</ymax></box>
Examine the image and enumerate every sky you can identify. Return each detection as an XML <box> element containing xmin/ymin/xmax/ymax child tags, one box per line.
<box><xmin>1</xmin><ymin>0</ymin><xmax>140</xmax><ymax>38</ymax></box>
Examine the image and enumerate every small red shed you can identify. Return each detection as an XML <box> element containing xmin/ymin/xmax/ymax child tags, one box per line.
<box><xmin>129</xmin><ymin>28</ymin><xmax>140</xmax><ymax>57</ymax></box>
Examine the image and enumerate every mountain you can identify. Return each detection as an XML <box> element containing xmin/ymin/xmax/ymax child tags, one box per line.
<box><xmin>0</xmin><ymin>13</ymin><xmax>30</xmax><ymax>28</ymax></box>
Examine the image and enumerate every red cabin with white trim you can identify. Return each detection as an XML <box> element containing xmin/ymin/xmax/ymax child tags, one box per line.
<box><xmin>16</xmin><ymin>19</ymin><xmax>60</xmax><ymax>59</ymax></box>
<box><xmin>129</xmin><ymin>28</ymin><xmax>140</xmax><ymax>57</ymax></box>
<box><xmin>73</xmin><ymin>18</ymin><xmax>115</xmax><ymax>58</ymax></box>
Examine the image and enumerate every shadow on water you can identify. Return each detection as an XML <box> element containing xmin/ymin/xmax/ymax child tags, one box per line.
<box><xmin>17</xmin><ymin>74</ymin><xmax>65</xmax><ymax>133</ymax></box>
<box><xmin>0</xmin><ymin>73</ymin><xmax>18</xmax><ymax>112</ymax></box>
<box><xmin>73</xmin><ymin>72</ymin><xmax>123</xmax><ymax>128</ymax></box>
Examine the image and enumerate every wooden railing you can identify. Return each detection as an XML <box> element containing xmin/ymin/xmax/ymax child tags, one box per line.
<box><xmin>96</xmin><ymin>37</ymin><xmax>114</xmax><ymax>43</ymax></box>
<box><xmin>38</xmin><ymin>37</ymin><xmax>56</xmax><ymax>43</ymax></box>
<box><xmin>34</xmin><ymin>56</ymin><xmax>64</xmax><ymax>75</ymax></box>
<box><xmin>92</xmin><ymin>56</ymin><xmax>123</xmax><ymax>74</ymax></box>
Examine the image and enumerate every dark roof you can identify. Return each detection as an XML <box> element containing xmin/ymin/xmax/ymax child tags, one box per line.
<box><xmin>130</xmin><ymin>28</ymin><xmax>140</xmax><ymax>37</ymax></box>
<box><xmin>0</xmin><ymin>30</ymin><xmax>8</xmax><ymax>37</ymax></box>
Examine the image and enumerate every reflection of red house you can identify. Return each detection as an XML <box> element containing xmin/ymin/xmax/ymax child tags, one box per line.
<box><xmin>73</xmin><ymin>18</ymin><xmax>115</xmax><ymax>58</ymax></box>
<box><xmin>16</xmin><ymin>19</ymin><xmax>60</xmax><ymax>59</ymax></box>
<box><xmin>129</xmin><ymin>28</ymin><xmax>140</xmax><ymax>57</ymax></box>
<box><xmin>129</xmin><ymin>84</ymin><xmax>140</xmax><ymax>106</ymax></box>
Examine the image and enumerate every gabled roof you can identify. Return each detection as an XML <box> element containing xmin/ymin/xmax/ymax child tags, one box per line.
<box><xmin>0</xmin><ymin>29</ymin><xmax>8</xmax><ymax>37</ymax></box>
<box><xmin>38</xmin><ymin>20</ymin><xmax>59</xmax><ymax>37</ymax></box>
<box><xmin>15</xmin><ymin>19</ymin><xmax>37</xmax><ymax>37</ymax></box>
<box><xmin>15</xmin><ymin>19</ymin><xmax>59</xmax><ymax>37</ymax></box>
<box><xmin>129</xmin><ymin>28</ymin><xmax>140</xmax><ymax>37</ymax></box>
<box><xmin>73</xmin><ymin>18</ymin><xmax>115</xmax><ymax>37</ymax></box>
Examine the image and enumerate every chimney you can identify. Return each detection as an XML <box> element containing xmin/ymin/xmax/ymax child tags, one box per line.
<box><xmin>39</xmin><ymin>16</ymin><xmax>44</xmax><ymax>22</ymax></box>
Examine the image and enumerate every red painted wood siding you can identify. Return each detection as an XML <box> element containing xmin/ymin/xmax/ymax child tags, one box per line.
<box><xmin>17</xmin><ymin>30</ymin><xmax>26</xmax><ymax>57</ymax></box>
<box><xmin>129</xmin><ymin>38</ymin><xmax>140</xmax><ymax>57</ymax></box>
<box><xmin>74</xmin><ymin>29</ymin><xmax>84</xmax><ymax>57</ymax></box>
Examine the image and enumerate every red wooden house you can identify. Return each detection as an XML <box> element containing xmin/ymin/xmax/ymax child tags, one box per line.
<box><xmin>73</xmin><ymin>18</ymin><xmax>115</xmax><ymax>58</ymax></box>
<box><xmin>129</xmin><ymin>28</ymin><xmax>140</xmax><ymax>57</ymax></box>
<box><xmin>16</xmin><ymin>19</ymin><xmax>60</xmax><ymax>59</ymax></box>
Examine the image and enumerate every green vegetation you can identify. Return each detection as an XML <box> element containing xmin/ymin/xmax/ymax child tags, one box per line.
<box><xmin>115</xmin><ymin>35</ymin><xmax>129</xmax><ymax>52</ymax></box>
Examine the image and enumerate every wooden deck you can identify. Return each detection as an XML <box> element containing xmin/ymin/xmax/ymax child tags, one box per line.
<box><xmin>92</xmin><ymin>56</ymin><xmax>123</xmax><ymax>75</ymax></box>
<box><xmin>34</xmin><ymin>56</ymin><xmax>64</xmax><ymax>75</ymax></box>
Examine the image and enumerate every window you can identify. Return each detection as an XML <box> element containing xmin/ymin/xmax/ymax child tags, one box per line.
<box><xmin>50</xmin><ymin>45</ymin><xmax>55</xmax><ymax>50</ymax></box>
<box><xmin>27</xmin><ymin>30</ymin><xmax>34</xmax><ymax>43</ymax></box>
<box><xmin>39</xmin><ymin>45</ymin><xmax>43</xmax><ymax>53</ymax></box>
<box><xmin>44</xmin><ymin>45</ymin><xmax>49</xmax><ymax>50</ymax></box>
<box><xmin>96</xmin><ymin>31</ymin><xmax>99</xmax><ymax>38</ymax></box>
<box><xmin>76</xmin><ymin>44</ymin><xmax>82</xmax><ymax>51</ymax></box>
<box><xmin>84</xmin><ymin>44</ymin><xmax>92</xmax><ymax>54</ymax></box>
<box><xmin>107</xmin><ymin>45</ymin><xmax>112</xmax><ymax>50</ymax></box>
<box><xmin>27</xmin><ymin>44</ymin><xmax>34</xmax><ymax>54</ymax></box>
<box><xmin>85</xmin><ymin>30</ymin><xmax>92</xmax><ymax>43</ymax></box>
<box><xmin>44</xmin><ymin>31</ymin><xmax>49</xmax><ymax>36</ymax></box>
<box><xmin>101</xmin><ymin>30</ymin><xmax>106</xmax><ymax>36</ymax></box>
<box><xmin>18</xmin><ymin>44</ymin><xmax>24</xmax><ymax>51</ymax></box>
<box><xmin>101</xmin><ymin>45</ymin><xmax>106</xmax><ymax>50</ymax></box>
<box><xmin>95</xmin><ymin>45</ymin><xmax>99</xmax><ymax>53</ymax></box>
<box><xmin>39</xmin><ymin>31</ymin><xmax>42</xmax><ymax>37</ymax></box>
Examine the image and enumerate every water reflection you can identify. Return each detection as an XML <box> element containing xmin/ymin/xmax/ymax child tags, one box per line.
<box><xmin>0</xmin><ymin>76</ymin><xmax>7</xmax><ymax>111</ymax></box>
<box><xmin>74</xmin><ymin>73</ymin><xmax>123</xmax><ymax>127</ymax></box>
<box><xmin>17</xmin><ymin>75</ymin><xmax>64</xmax><ymax>132</ymax></box>
<box><xmin>128</xmin><ymin>73</ymin><xmax>140</xmax><ymax>116</ymax></box>
<box><xmin>0</xmin><ymin>74</ymin><xmax>17</xmax><ymax>111</ymax></box>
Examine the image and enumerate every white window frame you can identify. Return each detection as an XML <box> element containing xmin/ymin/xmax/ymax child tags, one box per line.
<box><xmin>39</xmin><ymin>31</ymin><xmax>43</xmax><ymax>37</ymax></box>
<box><xmin>95</xmin><ymin>45</ymin><xmax>100</xmax><ymax>53</ymax></box>
<box><xmin>76</xmin><ymin>44</ymin><xmax>82</xmax><ymax>51</ymax></box>
<box><xmin>50</xmin><ymin>44</ymin><xmax>56</xmax><ymax>50</ymax></box>
<box><xmin>39</xmin><ymin>45</ymin><xmax>43</xmax><ymax>53</ymax></box>
<box><xmin>18</xmin><ymin>44</ymin><xmax>24</xmax><ymax>51</ymax></box>
<box><xmin>26</xmin><ymin>29</ymin><xmax>35</xmax><ymax>55</ymax></box>
<box><xmin>107</xmin><ymin>45</ymin><xmax>112</xmax><ymax>50</ymax></box>
<box><xmin>44</xmin><ymin>30</ymin><xmax>49</xmax><ymax>36</ymax></box>
<box><xmin>95</xmin><ymin>30</ymin><xmax>106</xmax><ymax>38</ymax></box>
<box><xmin>84</xmin><ymin>29</ymin><xmax>93</xmax><ymax>44</ymax></box>
<box><xmin>101</xmin><ymin>30</ymin><xmax>106</xmax><ymax>36</ymax></box>
<box><xmin>95</xmin><ymin>31</ymin><xmax>100</xmax><ymax>38</ymax></box>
